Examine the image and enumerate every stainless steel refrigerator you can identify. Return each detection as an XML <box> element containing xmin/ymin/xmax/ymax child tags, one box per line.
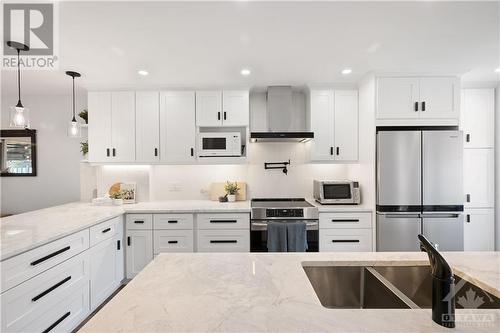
<box><xmin>376</xmin><ymin>129</ymin><xmax>464</xmax><ymax>251</ymax></box>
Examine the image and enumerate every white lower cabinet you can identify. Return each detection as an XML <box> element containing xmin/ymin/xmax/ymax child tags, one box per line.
<box><xmin>89</xmin><ymin>237</ymin><xmax>119</xmax><ymax>311</ymax></box>
<box><xmin>197</xmin><ymin>229</ymin><xmax>249</xmax><ymax>252</ymax></box>
<box><xmin>464</xmin><ymin>209</ymin><xmax>495</xmax><ymax>251</ymax></box>
<box><xmin>154</xmin><ymin>230</ymin><xmax>194</xmax><ymax>254</ymax></box>
<box><xmin>125</xmin><ymin>230</ymin><xmax>154</xmax><ymax>279</ymax></box>
<box><xmin>319</xmin><ymin>212</ymin><xmax>373</xmax><ymax>252</ymax></box>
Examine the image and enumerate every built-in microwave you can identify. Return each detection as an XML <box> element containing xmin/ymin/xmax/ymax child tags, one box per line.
<box><xmin>198</xmin><ymin>132</ymin><xmax>242</xmax><ymax>157</ymax></box>
<box><xmin>313</xmin><ymin>180</ymin><xmax>361</xmax><ymax>205</ymax></box>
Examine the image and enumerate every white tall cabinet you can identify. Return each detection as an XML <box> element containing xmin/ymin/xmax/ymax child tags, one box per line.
<box><xmin>309</xmin><ymin>89</ymin><xmax>358</xmax><ymax>161</ymax></box>
<box><xmin>461</xmin><ymin>89</ymin><xmax>495</xmax><ymax>251</ymax></box>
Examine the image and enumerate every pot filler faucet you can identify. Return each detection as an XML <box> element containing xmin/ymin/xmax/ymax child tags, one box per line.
<box><xmin>418</xmin><ymin>234</ymin><xmax>455</xmax><ymax>328</ymax></box>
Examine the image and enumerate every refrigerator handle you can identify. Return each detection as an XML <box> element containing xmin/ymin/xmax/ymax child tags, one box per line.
<box><xmin>383</xmin><ymin>214</ymin><xmax>421</xmax><ymax>219</ymax></box>
<box><xmin>421</xmin><ymin>213</ymin><xmax>460</xmax><ymax>219</ymax></box>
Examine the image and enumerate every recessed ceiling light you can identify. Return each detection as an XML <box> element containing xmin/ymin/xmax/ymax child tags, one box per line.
<box><xmin>240</xmin><ymin>68</ymin><xmax>251</xmax><ymax>76</ymax></box>
<box><xmin>138</xmin><ymin>70</ymin><xmax>149</xmax><ymax>76</ymax></box>
<box><xmin>341</xmin><ymin>68</ymin><xmax>352</xmax><ymax>75</ymax></box>
<box><xmin>495</xmin><ymin>67</ymin><xmax>500</xmax><ymax>73</ymax></box>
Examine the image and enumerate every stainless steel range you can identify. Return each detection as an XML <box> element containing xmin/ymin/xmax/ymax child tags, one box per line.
<box><xmin>250</xmin><ymin>198</ymin><xmax>319</xmax><ymax>252</ymax></box>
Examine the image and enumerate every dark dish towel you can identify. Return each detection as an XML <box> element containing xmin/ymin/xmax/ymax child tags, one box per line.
<box><xmin>286</xmin><ymin>221</ymin><xmax>308</xmax><ymax>252</ymax></box>
<box><xmin>267</xmin><ymin>222</ymin><xmax>287</xmax><ymax>252</ymax></box>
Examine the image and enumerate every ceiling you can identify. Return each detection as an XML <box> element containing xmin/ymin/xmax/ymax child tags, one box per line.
<box><xmin>2</xmin><ymin>1</ymin><xmax>499</xmax><ymax>96</ymax></box>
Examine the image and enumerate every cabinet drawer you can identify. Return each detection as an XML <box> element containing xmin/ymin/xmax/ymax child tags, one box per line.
<box><xmin>319</xmin><ymin>212</ymin><xmax>372</xmax><ymax>229</ymax></box>
<box><xmin>154</xmin><ymin>230</ymin><xmax>194</xmax><ymax>254</ymax></box>
<box><xmin>154</xmin><ymin>214</ymin><xmax>194</xmax><ymax>230</ymax></box>
<box><xmin>1</xmin><ymin>252</ymin><xmax>90</xmax><ymax>332</ymax></box>
<box><xmin>320</xmin><ymin>229</ymin><xmax>373</xmax><ymax>252</ymax></box>
<box><xmin>1</xmin><ymin>229</ymin><xmax>89</xmax><ymax>293</ymax></box>
<box><xmin>89</xmin><ymin>216</ymin><xmax>120</xmax><ymax>247</ymax></box>
<box><xmin>197</xmin><ymin>213</ymin><xmax>249</xmax><ymax>230</ymax></box>
<box><xmin>126</xmin><ymin>214</ymin><xmax>153</xmax><ymax>229</ymax></box>
<box><xmin>197</xmin><ymin>229</ymin><xmax>249</xmax><ymax>252</ymax></box>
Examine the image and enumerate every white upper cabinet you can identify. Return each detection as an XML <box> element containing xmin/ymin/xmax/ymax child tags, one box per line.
<box><xmin>461</xmin><ymin>89</ymin><xmax>495</xmax><ymax>148</ymax></box>
<box><xmin>309</xmin><ymin>89</ymin><xmax>358</xmax><ymax>162</ymax></box>
<box><xmin>222</xmin><ymin>90</ymin><xmax>249</xmax><ymax>126</ymax></box>
<box><xmin>376</xmin><ymin>76</ymin><xmax>459</xmax><ymax>121</ymax></box>
<box><xmin>136</xmin><ymin>92</ymin><xmax>160</xmax><ymax>162</ymax></box>
<box><xmin>196</xmin><ymin>90</ymin><xmax>249</xmax><ymax>127</ymax></box>
<box><xmin>88</xmin><ymin>92</ymin><xmax>112</xmax><ymax>163</ymax></box>
<box><xmin>463</xmin><ymin>148</ymin><xmax>494</xmax><ymax>208</ymax></box>
<box><xmin>195</xmin><ymin>91</ymin><xmax>222</xmax><ymax>127</ymax></box>
<box><xmin>160</xmin><ymin>91</ymin><xmax>196</xmax><ymax>163</ymax></box>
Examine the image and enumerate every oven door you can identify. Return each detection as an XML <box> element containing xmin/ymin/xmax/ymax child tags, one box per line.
<box><xmin>321</xmin><ymin>182</ymin><xmax>353</xmax><ymax>203</ymax></box>
<box><xmin>250</xmin><ymin>220</ymin><xmax>319</xmax><ymax>252</ymax></box>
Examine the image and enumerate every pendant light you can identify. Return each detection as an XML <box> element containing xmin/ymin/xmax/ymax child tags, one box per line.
<box><xmin>65</xmin><ymin>71</ymin><xmax>82</xmax><ymax>138</ymax></box>
<box><xmin>6</xmin><ymin>41</ymin><xmax>30</xmax><ymax>128</ymax></box>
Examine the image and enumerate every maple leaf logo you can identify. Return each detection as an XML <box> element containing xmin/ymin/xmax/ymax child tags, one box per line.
<box><xmin>457</xmin><ymin>288</ymin><xmax>485</xmax><ymax>309</ymax></box>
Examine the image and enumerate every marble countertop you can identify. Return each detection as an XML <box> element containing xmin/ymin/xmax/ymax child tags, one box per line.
<box><xmin>79</xmin><ymin>252</ymin><xmax>500</xmax><ymax>333</ymax></box>
<box><xmin>125</xmin><ymin>200</ymin><xmax>251</xmax><ymax>213</ymax></box>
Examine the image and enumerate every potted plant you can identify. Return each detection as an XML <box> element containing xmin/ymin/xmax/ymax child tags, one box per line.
<box><xmin>224</xmin><ymin>181</ymin><xmax>240</xmax><ymax>202</ymax></box>
<box><xmin>80</xmin><ymin>141</ymin><xmax>88</xmax><ymax>157</ymax></box>
<box><xmin>110</xmin><ymin>190</ymin><xmax>124</xmax><ymax>205</ymax></box>
<box><xmin>79</xmin><ymin>109</ymin><xmax>88</xmax><ymax>124</ymax></box>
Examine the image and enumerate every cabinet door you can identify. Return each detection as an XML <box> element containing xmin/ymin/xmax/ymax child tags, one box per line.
<box><xmin>136</xmin><ymin>91</ymin><xmax>160</xmax><ymax>162</ymax></box>
<box><xmin>196</xmin><ymin>91</ymin><xmax>222</xmax><ymax>126</ymax></box>
<box><xmin>111</xmin><ymin>91</ymin><xmax>136</xmax><ymax>162</ymax></box>
<box><xmin>334</xmin><ymin>90</ymin><xmax>358</xmax><ymax>161</ymax></box>
<box><xmin>310</xmin><ymin>90</ymin><xmax>334</xmax><ymax>161</ymax></box>
<box><xmin>376</xmin><ymin>77</ymin><xmax>419</xmax><ymax>119</ymax></box>
<box><xmin>464</xmin><ymin>209</ymin><xmax>494</xmax><ymax>251</ymax></box>
<box><xmin>125</xmin><ymin>230</ymin><xmax>153</xmax><ymax>279</ymax></box>
<box><xmin>461</xmin><ymin>89</ymin><xmax>495</xmax><ymax>148</ymax></box>
<box><xmin>222</xmin><ymin>90</ymin><xmax>249</xmax><ymax>126</ymax></box>
<box><xmin>88</xmin><ymin>92</ymin><xmax>112</xmax><ymax>162</ymax></box>
<box><xmin>419</xmin><ymin>77</ymin><xmax>458</xmax><ymax>119</ymax></box>
<box><xmin>115</xmin><ymin>218</ymin><xmax>124</xmax><ymax>285</ymax></box>
<box><xmin>89</xmin><ymin>237</ymin><xmax>118</xmax><ymax>311</ymax></box>
<box><xmin>463</xmin><ymin>149</ymin><xmax>494</xmax><ymax>208</ymax></box>
<box><xmin>160</xmin><ymin>91</ymin><xmax>196</xmax><ymax>163</ymax></box>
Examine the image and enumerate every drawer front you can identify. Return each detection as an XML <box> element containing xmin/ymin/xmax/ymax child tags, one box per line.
<box><xmin>197</xmin><ymin>229</ymin><xmax>249</xmax><ymax>252</ymax></box>
<box><xmin>1</xmin><ymin>252</ymin><xmax>90</xmax><ymax>332</ymax></box>
<box><xmin>89</xmin><ymin>216</ymin><xmax>120</xmax><ymax>247</ymax></box>
<box><xmin>319</xmin><ymin>229</ymin><xmax>373</xmax><ymax>252</ymax></box>
<box><xmin>319</xmin><ymin>212</ymin><xmax>372</xmax><ymax>229</ymax></box>
<box><xmin>197</xmin><ymin>213</ymin><xmax>250</xmax><ymax>230</ymax></box>
<box><xmin>1</xmin><ymin>229</ymin><xmax>90</xmax><ymax>293</ymax></box>
<box><xmin>154</xmin><ymin>230</ymin><xmax>194</xmax><ymax>254</ymax></box>
<box><xmin>154</xmin><ymin>214</ymin><xmax>194</xmax><ymax>230</ymax></box>
<box><xmin>126</xmin><ymin>214</ymin><xmax>153</xmax><ymax>230</ymax></box>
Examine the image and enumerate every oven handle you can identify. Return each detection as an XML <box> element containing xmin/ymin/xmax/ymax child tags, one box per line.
<box><xmin>251</xmin><ymin>220</ymin><xmax>319</xmax><ymax>231</ymax></box>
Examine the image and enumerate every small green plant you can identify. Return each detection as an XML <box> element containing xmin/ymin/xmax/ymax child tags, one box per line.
<box><xmin>224</xmin><ymin>181</ymin><xmax>240</xmax><ymax>195</ymax></box>
<box><xmin>80</xmin><ymin>141</ymin><xmax>88</xmax><ymax>156</ymax></box>
<box><xmin>79</xmin><ymin>109</ymin><xmax>88</xmax><ymax>124</ymax></box>
<box><xmin>110</xmin><ymin>190</ymin><xmax>124</xmax><ymax>199</ymax></box>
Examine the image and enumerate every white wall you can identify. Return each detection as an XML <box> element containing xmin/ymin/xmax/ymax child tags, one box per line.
<box><xmin>1</xmin><ymin>92</ymin><xmax>86</xmax><ymax>215</ymax></box>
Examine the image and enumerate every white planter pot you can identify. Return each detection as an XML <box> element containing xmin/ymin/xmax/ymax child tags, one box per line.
<box><xmin>227</xmin><ymin>194</ymin><xmax>236</xmax><ymax>202</ymax></box>
<box><xmin>112</xmin><ymin>198</ymin><xmax>124</xmax><ymax>206</ymax></box>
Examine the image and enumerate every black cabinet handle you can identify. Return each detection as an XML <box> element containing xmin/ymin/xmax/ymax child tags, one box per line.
<box><xmin>112</xmin><ymin>148</ymin><xmax>116</xmax><ymax>156</ymax></box>
<box><xmin>421</xmin><ymin>101</ymin><xmax>426</xmax><ymax>111</ymax></box>
<box><xmin>466</xmin><ymin>194</ymin><xmax>471</xmax><ymax>203</ymax></box>
<box><xmin>336</xmin><ymin>147</ymin><xmax>340</xmax><ymax>155</ymax></box>
<box><xmin>332</xmin><ymin>239</ymin><xmax>360</xmax><ymax>243</ymax></box>
<box><xmin>134</xmin><ymin>220</ymin><xmax>144</xmax><ymax>224</ymax></box>
<box><xmin>210</xmin><ymin>220</ymin><xmax>237</xmax><ymax>223</ymax></box>
<box><xmin>32</xmin><ymin>276</ymin><xmax>72</xmax><ymax>302</ymax></box>
<box><xmin>168</xmin><ymin>240</ymin><xmax>178</xmax><ymax>244</ymax></box>
<box><xmin>42</xmin><ymin>311</ymin><xmax>71</xmax><ymax>333</ymax></box>
<box><xmin>117</xmin><ymin>240</ymin><xmax>121</xmax><ymax>250</ymax></box>
<box><xmin>466</xmin><ymin>214</ymin><xmax>471</xmax><ymax>223</ymax></box>
<box><xmin>331</xmin><ymin>219</ymin><xmax>359</xmax><ymax>223</ymax></box>
<box><xmin>330</xmin><ymin>147</ymin><xmax>333</xmax><ymax>155</ymax></box>
<box><xmin>414</xmin><ymin>102</ymin><xmax>418</xmax><ymax>112</ymax></box>
<box><xmin>168</xmin><ymin>220</ymin><xmax>178</xmax><ymax>224</ymax></box>
<box><xmin>190</xmin><ymin>148</ymin><xmax>194</xmax><ymax>157</ymax></box>
<box><xmin>466</xmin><ymin>134</ymin><xmax>470</xmax><ymax>143</ymax></box>
<box><xmin>154</xmin><ymin>148</ymin><xmax>158</xmax><ymax>157</ymax></box>
<box><xmin>210</xmin><ymin>240</ymin><xmax>237</xmax><ymax>244</ymax></box>
<box><xmin>127</xmin><ymin>236</ymin><xmax>131</xmax><ymax>246</ymax></box>
<box><xmin>31</xmin><ymin>246</ymin><xmax>71</xmax><ymax>266</ymax></box>
<box><xmin>101</xmin><ymin>228</ymin><xmax>111</xmax><ymax>233</ymax></box>
<box><xmin>217</xmin><ymin>112</ymin><xmax>221</xmax><ymax>120</ymax></box>
<box><xmin>223</xmin><ymin>111</ymin><xmax>227</xmax><ymax>120</ymax></box>
<box><xmin>106</xmin><ymin>148</ymin><xmax>110</xmax><ymax>157</ymax></box>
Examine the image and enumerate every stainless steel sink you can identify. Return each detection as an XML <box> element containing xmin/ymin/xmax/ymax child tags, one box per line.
<box><xmin>303</xmin><ymin>265</ymin><xmax>500</xmax><ymax>310</ymax></box>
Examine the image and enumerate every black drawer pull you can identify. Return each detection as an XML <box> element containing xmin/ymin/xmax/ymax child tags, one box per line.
<box><xmin>330</xmin><ymin>147</ymin><xmax>333</xmax><ymax>155</ymax></box>
<box><xmin>210</xmin><ymin>240</ymin><xmax>237</xmax><ymax>244</ymax></box>
<box><xmin>106</xmin><ymin>148</ymin><xmax>110</xmax><ymax>157</ymax></box>
<box><xmin>134</xmin><ymin>220</ymin><xmax>144</xmax><ymax>224</ymax></box>
<box><xmin>466</xmin><ymin>214</ymin><xmax>471</xmax><ymax>223</ymax></box>
<box><xmin>127</xmin><ymin>236</ymin><xmax>131</xmax><ymax>246</ymax></box>
<box><xmin>190</xmin><ymin>148</ymin><xmax>194</xmax><ymax>157</ymax></box>
<box><xmin>336</xmin><ymin>147</ymin><xmax>340</xmax><ymax>155</ymax></box>
<box><xmin>168</xmin><ymin>220</ymin><xmax>178</xmax><ymax>224</ymax></box>
<box><xmin>32</xmin><ymin>276</ymin><xmax>72</xmax><ymax>302</ymax></box>
<box><xmin>168</xmin><ymin>240</ymin><xmax>178</xmax><ymax>244</ymax></box>
<box><xmin>101</xmin><ymin>228</ymin><xmax>111</xmax><ymax>233</ymax></box>
<box><xmin>117</xmin><ymin>240</ymin><xmax>121</xmax><ymax>250</ymax></box>
<box><xmin>217</xmin><ymin>112</ymin><xmax>221</xmax><ymax>120</ymax></box>
<box><xmin>112</xmin><ymin>148</ymin><xmax>116</xmax><ymax>156</ymax></box>
<box><xmin>223</xmin><ymin>111</ymin><xmax>227</xmax><ymax>120</ymax></box>
<box><xmin>42</xmin><ymin>311</ymin><xmax>71</xmax><ymax>333</ymax></box>
<box><xmin>414</xmin><ymin>101</ymin><xmax>418</xmax><ymax>112</ymax></box>
<box><xmin>154</xmin><ymin>148</ymin><xmax>158</xmax><ymax>157</ymax></box>
<box><xmin>421</xmin><ymin>101</ymin><xmax>426</xmax><ymax>111</ymax></box>
<box><xmin>31</xmin><ymin>246</ymin><xmax>71</xmax><ymax>266</ymax></box>
<box><xmin>332</xmin><ymin>239</ymin><xmax>360</xmax><ymax>243</ymax></box>
<box><xmin>331</xmin><ymin>219</ymin><xmax>360</xmax><ymax>223</ymax></box>
<box><xmin>466</xmin><ymin>194</ymin><xmax>471</xmax><ymax>203</ymax></box>
<box><xmin>210</xmin><ymin>220</ymin><xmax>237</xmax><ymax>223</ymax></box>
<box><xmin>465</xmin><ymin>134</ymin><xmax>470</xmax><ymax>143</ymax></box>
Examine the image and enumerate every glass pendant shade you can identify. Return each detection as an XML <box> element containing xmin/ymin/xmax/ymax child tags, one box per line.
<box><xmin>67</xmin><ymin>119</ymin><xmax>81</xmax><ymax>138</ymax></box>
<box><xmin>10</xmin><ymin>105</ymin><xmax>30</xmax><ymax>128</ymax></box>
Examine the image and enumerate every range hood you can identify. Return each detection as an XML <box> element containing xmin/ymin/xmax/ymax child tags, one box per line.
<box><xmin>250</xmin><ymin>86</ymin><xmax>314</xmax><ymax>142</ymax></box>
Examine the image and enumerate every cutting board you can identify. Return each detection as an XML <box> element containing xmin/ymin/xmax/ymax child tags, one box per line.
<box><xmin>209</xmin><ymin>182</ymin><xmax>247</xmax><ymax>201</ymax></box>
